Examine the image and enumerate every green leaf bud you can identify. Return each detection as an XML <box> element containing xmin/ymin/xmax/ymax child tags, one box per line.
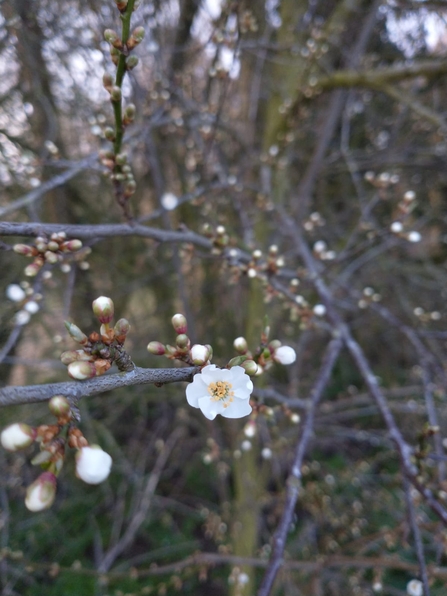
<box><xmin>240</xmin><ymin>360</ymin><xmax>259</xmax><ymax>376</ymax></box>
<box><xmin>104</xmin><ymin>127</ymin><xmax>115</xmax><ymax>141</ymax></box>
<box><xmin>102</xmin><ymin>72</ymin><xmax>114</xmax><ymax>90</ymax></box>
<box><xmin>110</xmin><ymin>86</ymin><xmax>122</xmax><ymax>102</ymax></box>
<box><xmin>64</xmin><ymin>321</ymin><xmax>88</xmax><ymax>345</ymax></box>
<box><xmin>104</xmin><ymin>29</ymin><xmax>122</xmax><ymax>49</ymax></box>
<box><xmin>126</xmin><ymin>55</ymin><xmax>139</xmax><ymax>70</ymax></box>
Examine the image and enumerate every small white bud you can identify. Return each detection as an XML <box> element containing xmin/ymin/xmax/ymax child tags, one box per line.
<box><xmin>15</xmin><ymin>310</ymin><xmax>31</xmax><ymax>325</ymax></box>
<box><xmin>24</xmin><ymin>300</ymin><xmax>40</xmax><ymax>314</ymax></box>
<box><xmin>406</xmin><ymin>579</ymin><xmax>423</xmax><ymax>596</ymax></box>
<box><xmin>274</xmin><ymin>346</ymin><xmax>296</xmax><ymax>365</ymax></box>
<box><xmin>6</xmin><ymin>284</ymin><xmax>26</xmax><ymax>302</ymax></box>
<box><xmin>76</xmin><ymin>446</ymin><xmax>112</xmax><ymax>484</ymax></box>
<box><xmin>1</xmin><ymin>423</ymin><xmax>36</xmax><ymax>451</ymax></box>
<box><xmin>313</xmin><ymin>304</ymin><xmax>326</xmax><ymax>316</ymax></box>
<box><xmin>407</xmin><ymin>231</ymin><xmax>421</xmax><ymax>243</ymax></box>
<box><xmin>190</xmin><ymin>344</ymin><xmax>210</xmax><ymax>365</ymax></box>
<box><xmin>161</xmin><ymin>192</ymin><xmax>178</xmax><ymax>211</ymax></box>
<box><xmin>390</xmin><ymin>221</ymin><xmax>403</xmax><ymax>233</ymax></box>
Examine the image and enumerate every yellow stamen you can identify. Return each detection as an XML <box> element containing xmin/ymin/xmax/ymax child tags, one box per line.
<box><xmin>208</xmin><ymin>380</ymin><xmax>234</xmax><ymax>404</ymax></box>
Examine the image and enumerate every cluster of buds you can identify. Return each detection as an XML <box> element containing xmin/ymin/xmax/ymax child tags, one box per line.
<box><xmin>13</xmin><ymin>232</ymin><xmax>84</xmax><ymax>277</ymax></box>
<box><xmin>62</xmin><ymin>296</ymin><xmax>133</xmax><ymax>379</ymax></box>
<box><xmin>245</xmin><ymin>245</ymin><xmax>285</xmax><ymax>279</ymax></box>
<box><xmin>358</xmin><ymin>286</ymin><xmax>382</xmax><ymax>309</ymax></box>
<box><xmin>1</xmin><ymin>396</ymin><xmax>112</xmax><ymax>512</ymax></box>
<box><xmin>148</xmin><ymin>313</ymin><xmax>214</xmax><ymax>367</ymax></box>
<box><xmin>202</xmin><ymin>224</ymin><xmax>230</xmax><ymax>253</ymax></box>
<box><xmin>364</xmin><ymin>170</ymin><xmax>400</xmax><ymax>189</ymax></box>
<box><xmin>303</xmin><ymin>211</ymin><xmax>326</xmax><ymax>232</ymax></box>
<box><xmin>312</xmin><ymin>240</ymin><xmax>336</xmax><ymax>261</ymax></box>
<box><xmin>230</xmin><ymin>330</ymin><xmax>296</xmax><ymax>376</ymax></box>
<box><xmin>99</xmin><ymin>145</ymin><xmax>136</xmax><ymax>199</ymax></box>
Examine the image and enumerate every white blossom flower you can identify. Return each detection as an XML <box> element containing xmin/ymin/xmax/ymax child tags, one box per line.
<box><xmin>15</xmin><ymin>310</ymin><xmax>31</xmax><ymax>325</ymax></box>
<box><xmin>6</xmin><ymin>284</ymin><xmax>26</xmax><ymax>302</ymax></box>
<box><xmin>407</xmin><ymin>579</ymin><xmax>423</xmax><ymax>596</ymax></box>
<box><xmin>25</xmin><ymin>472</ymin><xmax>57</xmax><ymax>511</ymax></box>
<box><xmin>390</xmin><ymin>221</ymin><xmax>403</xmax><ymax>233</ymax></box>
<box><xmin>1</xmin><ymin>423</ymin><xmax>36</xmax><ymax>451</ymax></box>
<box><xmin>273</xmin><ymin>345</ymin><xmax>296</xmax><ymax>365</ymax></box>
<box><xmin>76</xmin><ymin>445</ymin><xmax>112</xmax><ymax>484</ymax></box>
<box><xmin>186</xmin><ymin>364</ymin><xmax>253</xmax><ymax>420</ymax></box>
<box><xmin>407</xmin><ymin>231</ymin><xmax>421</xmax><ymax>243</ymax></box>
<box><xmin>161</xmin><ymin>192</ymin><xmax>178</xmax><ymax>210</ymax></box>
<box><xmin>24</xmin><ymin>300</ymin><xmax>40</xmax><ymax>314</ymax></box>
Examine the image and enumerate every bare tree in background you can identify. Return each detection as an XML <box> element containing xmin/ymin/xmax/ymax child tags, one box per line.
<box><xmin>1</xmin><ymin>1</ymin><xmax>447</xmax><ymax>595</ymax></box>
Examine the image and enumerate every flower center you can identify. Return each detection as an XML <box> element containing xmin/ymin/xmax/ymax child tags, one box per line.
<box><xmin>208</xmin><ymin>380</ymin><xmax>234</xmax><ymax>408</ymax></box>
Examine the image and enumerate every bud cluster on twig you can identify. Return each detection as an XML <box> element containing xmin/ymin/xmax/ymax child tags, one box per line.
<box><xmin>13</xmin><ymin>232</ymin><xmax>86</xmax><ymax>277</ymax></box>
<box><xmin>101</xmin><ymin>0</ymin><xmax>145</xmax><ymax>216</ymax></box>
<box><xmin>1</xmin><ymin>395</ymin><xmax>112</xmax><ymax>511</ymax></box>
<box><xmin>62</xmin><ymin>296</ymin><xmax>133</xmax><ymax>379</ymax></box>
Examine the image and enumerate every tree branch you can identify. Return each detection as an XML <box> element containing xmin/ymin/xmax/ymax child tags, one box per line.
<box><xmin>0</xmin><ymin>366</ymin><xmax>199</xmax><ymax>408</ymax></box>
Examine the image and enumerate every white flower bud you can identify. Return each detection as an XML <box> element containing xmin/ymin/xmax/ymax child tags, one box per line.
<box><xmin>6</xmin><ymin>284</ymin><xmax>26</xmax><ymax>302</ymax></box>
<box><xmin>273</xmin><ymin>345</ymin><xmax>296</xmax><ymax>365</ymax></box>
<box><xmin>1</xmin><ymin>423</ymin><xmax>36</xmax><ymax>451</ymax></box>
<box><xmin>390</xmin><ymin>221</ymin><xmax>403</xmax><ymax>233</ymax></box>
<box><xmin>24</xmin><ymin>300</ymin><xmax>40</xmax><ymax>314</ymax></box>
<box><xmin>76</xmin><ymin>446</ymin><xmax>112</xmax><ymax>484</ymax></box>
<box><xmin>406</xmin><ymin>579</ymin><xmax>423</xmax><ymax>596</ymax></box>
<box><xmin>190</xmin><ymin>344</ymin><xmax>210</xmax><ymax>365</ymax></box>
<box><xmin>407</xmin><ymin>231</ymin><xmax>421</xmax><ymax>243</ymax></box>
<box><xmin>67</xmin><ymin>361</ymin><xmax>97</xmax><ymax>380</ymax></box>
<box><xmin>92</xmin><ymin>296</ymin><xmax>114</xmax><ymax>324</ymax></box>
<box><xmin>25</xmin><ymin>472</ymin><xmax>57</xmax><ymax>512</ymax></box>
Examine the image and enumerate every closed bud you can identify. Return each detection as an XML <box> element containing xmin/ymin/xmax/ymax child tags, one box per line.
<box><xmin>123</xmin><ymin>103</ymin><xmax>136</xmax><ymax>125</ymax></box>
<box><xmin>147</xmin><ymin>341</ymin><xmax>166</xmax><ymax>355</ymax></box>
<box><xmin>116</xmin><ymin>0</ymin><xmax>128</xmax><ymax>10</ymax></box>
<box><xmin>104</xmin><ymin>127</ymin><xmax>115</xmax><ymax>141</ymax></box>
<box><xmin>115</xmin><ymin>152</ymin><xmax>127</xmax><ymax>165</ymax></box>
<box><xmin>94</xmin><ymin>359</ymin><xmax>111</xmax><ymax>375</ymax></box>
<box><xmin>13</xmin><ymin>243</ymin><xmax>34</xmax><ymax>256</ymax></box>
<box><xmin>126</xmin><ymin>55</ymin><xmax>139</xmax><ymax>70</ymax></box>
<box><xmin>190</xmin><ymin>344</ymin><xmax>210</xmax><ymax>365</ymax></box>
<box><xmin>67</xmin><ymin>361</ymin><xmax>97</xmax><ymax>380</ymax></box>
<box><xmin>233</xmin><ymin>336</ymin><xmax>248</xmax><ymax>354</ymax></box>
<box><xmin>124</xmin><ymin>180</ymin><xmax>137</xmax><ymax>197</ymax></box>
<box><xmin>268</xmin><ymin>340</ymin><xmax>281</xmax><ymax>351</ymax></box>
<box><xmin>273</xmin><ymin>345</ymin><xmax>296</xmax><ymax>365</ymax></box>
<box><xmin>228</xmin><ymin>355</ymin><xmax>248</xmax><ymax>367</ymax></box>
<box><xmin>24</xmin><ymin>262</ymin><xmax>42</xmax><ymax>277</ymax></box>
<box><xmin>172</xmin><ymin>313</ymin><xmax>187</xmax><ymax>334</ymax></box>
<box><xmin>25</xmin><ymin>472</ymin><xmax>57</xmax><ymax>512</ymax></box>
<box><xmin>44</xmin><ymin>250</ymin><xmax>59</xmax><ymax>264</ymax></box>
<box><xmin>110</xmin><ymin>46</ymin><xmax>120</xmax><ymax>65</ymax></box>
<box><xmin>61</xmin><ymin>239</ymin><xmax>83</xmax><ymax>252</ymax></box>
<box><xmin>176</xmin><ymin>334</ymin><xmax>190</xmax><ymax>349</ymax></box>
<box><xmin>114</xmin><ymin>318</ymin><xmax>130</xmax><ymax>337</ymax></box>
<box><xmin>47</xmin><ymin>240</ymin><xmax>59</xmax><ymax>251</ymax></box>
<box><xmin>241</xmin><ymin>360</ymin><xmax>259</xmax><ymax>376</ymax></box>
<box><xmin>110</xmin><ymin>86</ymin><xmax>121</xmax><ymax>102</ymax></box>
<box><xmin>92</xmin><ymin>296</ymin><xmax>114</xmax><ymax>324</ymax></box>
<box><xmin>35</xmin><ymin>240</ymin><xmax>48</xmax><ymax>252</ymax></box>
<box><xmin>64</xmin><ymin>321</ymin><xmax>88</xmax><ymax>344</ymax></box>
<box><xmin>76</xmin><ymin>446</ymin><xmax>112</xmax><ymax>484</ymax></box>
<box><xmin>60</xmin><ymin>349</ymin><xmax>94</xmax><ymax>364</ymax></box>
<box><xmin>1</xmin><ymin>423</ymin><xmax>36</xmax><ymax>451</ymax></box>
<box><xmin>48</xmin><ymin>395</ymin><xmax>71</xmax><ymax>418</ymax></box>
<box><xmin>104</xmin><ymin>29</ymin><xmax>122</xmax><ymax>48</ymax></box>
<box><xmin>127</xmin><ymin>26</ymin><xmax>145</xmax><ymax>49</ymax></box>
<box><xmin>102</xmin><ymin>72</ymin><xmax>114</xmax><ymax>90</ymax></box>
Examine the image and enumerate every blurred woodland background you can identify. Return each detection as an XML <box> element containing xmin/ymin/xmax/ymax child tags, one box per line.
<box><xmin>1</xmin><ymin>0</ymin><xmax>447</xmax><ymax>594</ymax></box>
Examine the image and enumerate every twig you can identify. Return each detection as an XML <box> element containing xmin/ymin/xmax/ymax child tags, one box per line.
<box><xmin>257</xmin><ymin>337</ymin><xmax>343</xmax><ymax>596</ymax></box>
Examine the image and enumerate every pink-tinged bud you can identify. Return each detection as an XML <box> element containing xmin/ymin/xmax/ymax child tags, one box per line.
<box><xmin>147</xmin><ymin>341</ymin><xmax>166</xmax><ymax>355</ymax></box>
<box><xmin>190</xmin><ymin>344</ymin><xmax>210</xmax><ymax>365</ymax></box>
<box><xmin>13</xmin><ymin>243</ymin><xmax>34</xmax><ymax>256</ymax></box>
<box><xmin>60</xmin><ymin>349</ymin><xmax>94</xmax><ymax>364</ymax></box>
<box><xmin>76</xmin><ymin>446</ymin><xmax>112</xmax><ymax>484</ymax></box>
<box><xmin>92</xmin><ymin>296</ymin><xmax>114</xmax><ymax>324</ymax></box>
<box><xmin>67</xmin><ymin>361</ymin><xmax>97</xmax><ymax>380</ymax></box>
<box><xmin>25</xmin><ymin>472</ymin><xmax>57</xmax><ymax>512</ymax></box>
<box><xmin>176</xmin><ymin>334</ymin><xmax>190</xmax><ymax>349</ymax></box>
<box><xmin>114</xmin><ymin>318</ymin><xmax>130</xmax><ymax>339</ymax></box>
<box><xmin>233</xmin><ymin>336</ymin><xmax>248</xmax><ymax>354</ymax></box>
<box><xmin>240</xmin><ymin>360</ymin><xmax>258</xmax><ymax>376</ymax></box>
<box><xmin>61</xmin><ymin>239</ymin><xmax>83</xmax><ymax>252</ymax></box>
<box><xmin>116</xmin><ymin>0</ymin><xmax>128</xmax><ymax>10</ymax></box>
<box><xmin>1</xmin><ymin>423</ymin><xmax>36</xmax><ymax>451</ymax></box>
<box><xmin>110</xmin><ymin>86</ymin><xmax>122</xmax><ymax>102</ymax></box>
<box><xmin>104</xmin><ymin>29</ymin><xmax>122</xmax><ymax>48</ymax></box>
<box><xmin>64</xmin><ymin>321</ymin><xmax>88</xmax><ymax>344</ymax></box>
<box><xmin>273</xmin><ymin>345</ymin><xmax>296</xmax><ymax>365</ymax></box>
<box><xmin>24</xmin><ymin>262</ymin><xmax>42</xmax><ymax>277</ymax></box>
<box><xmin>171</xmin><ymin>313</ymin><xmax>187</xmax><ymax>334</ymax></box>
<box><xmin>48</xmin><ymin>395</ymin><xmax>71</xmax><ymax>417</ymax></box>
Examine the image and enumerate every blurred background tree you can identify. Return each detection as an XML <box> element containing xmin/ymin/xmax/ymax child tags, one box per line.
<box><xmin>1</xmin><ymin>0</ymin><xmax>447</xmax><ymax>594</ymax></box>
